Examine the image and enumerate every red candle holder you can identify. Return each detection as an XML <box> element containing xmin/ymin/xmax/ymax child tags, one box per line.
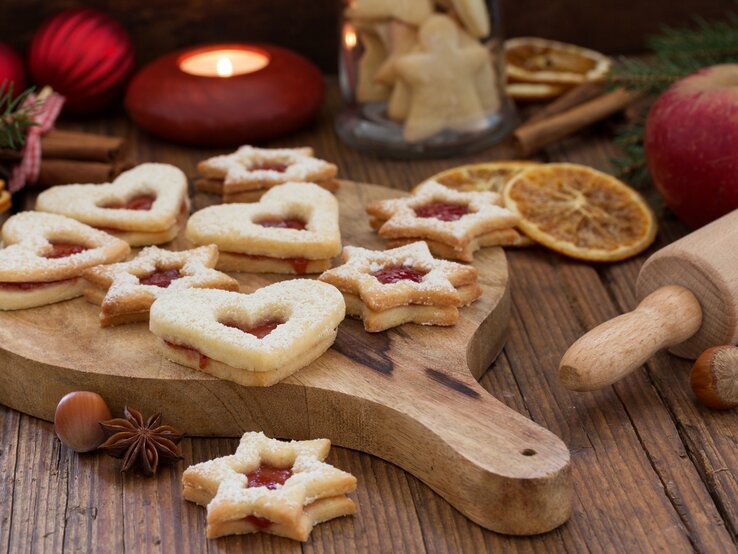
<box><xmin>125</xmin><ymin>43</ymin><xmax>325</xmax><ymax>147</ymax></box>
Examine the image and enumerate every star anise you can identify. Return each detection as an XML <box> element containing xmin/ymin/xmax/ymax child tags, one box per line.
<box><xmin>99</xmin><ymin>406</ymin><xmax>184</xmax><ymax>476</ymax></box>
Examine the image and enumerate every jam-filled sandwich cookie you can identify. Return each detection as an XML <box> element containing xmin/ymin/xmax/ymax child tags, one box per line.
<box><xmin>0</xmin><ymin>212</ymin><xmax>130</xmax><ymax>310</ymax></box>
<box><xmin>149</xmin><ymin>280</ymin><xmax>345</xmax><ymax>387</ymax></box>
<box><xmin>319</xmin><ymin>241</ymin><xmax>481</xmax><ymax>332</ymax></box>
<box><xmin>367</xmin><ymin>181</ymin><xmax>522</xmax><ymax>262</ymax></box>
<box><xmin>196</xmin><ymin>146</ymin><xmax>339</xmax><ymax>204</ymax></box>
<box><xmin>186</xmin><ymin>182</ymin><xmax>341</xmax><ymax>274</ymax></box>
<box><xmin>35</xmin><ymin>163</ymin><xmax>189</xmax><ymax>247</ymax></box>
<box><xmin>82</xmin><ymin>244</ymin><xmax>239</xmax><ymax>327</ymax></box>
<box><xmin>183</xmin><ymin>432</ymin><xmax>357</xmax><ymax>541</ymax></box>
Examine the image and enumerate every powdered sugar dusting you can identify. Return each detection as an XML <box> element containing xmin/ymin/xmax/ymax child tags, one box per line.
<box><xmin>35</xmin><ymin>163</ymin><xmax>188</xmax><ymax>232</ymax></box>
<box><xmin>149</xmin><ymin>280</ymin><xmax>345</xmax><ymax>370</ymax></box>
<box><xmin>182</xmin><ymin>431</ymin><xmax>355</xmax><ymax>537</ymax></box>
<box><xmin>198</xmin><ymin>145</ymin><xmax>337</xmax><ymax>191</ymax></box>
<box><xmin>85</xmin><ymin>244</ymin><xmax>239</xmax><ymax>306</ymax></box>
<box><xmin>0</xmin><ymin>212</ymin><xmax>129</xmax><ymax>282</ymax></box>
<box><xmin>367</xmin><ymin>181</ymin><xmax>520</xmax><ymax>248</ymax></box>
<box><xmin>186</xmin><ymin>182</ymin><xmax>341</xmax><ymax>259</ymax></box>
<box><xmin>319</xmin><ymin>241</ymin><xmax>479</xmax><ymax>311</ymax></box>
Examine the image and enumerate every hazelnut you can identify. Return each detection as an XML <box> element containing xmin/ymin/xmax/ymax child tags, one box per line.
<box><xmin>54</xmin><ymin>391</ymin><xmax>112</xmax><ymax>452</ymax></box>
<box><xmin>690</xmin><ymin>346</ymin><xmax>738</xmax><ymax>410</ymax></box>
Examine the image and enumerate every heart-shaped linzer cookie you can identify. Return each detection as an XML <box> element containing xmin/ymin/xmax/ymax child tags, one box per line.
<box><xmin>35</xmin><ymin>163</ymin><xmax>189</xmax><ymax>246</ymax></box>
<box><xmin>186</xmin><ymin>182</ymin><xmax>342</xmax><ymax>273</ymax></box>
<box><xmin>0</xmin><ymin>212</ymin><xmax>130</xmax><ymax>310</ymax></box>
<box><xmin>149</xmin><ymin>280</ymin><xmax>346</xmax><ymax>387</ymax></box>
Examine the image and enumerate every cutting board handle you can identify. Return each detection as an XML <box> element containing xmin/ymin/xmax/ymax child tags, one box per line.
<box><xmin>559</xmin><ymin>285</ymin><xmax>702</xmax><ymax>391</ymax></box>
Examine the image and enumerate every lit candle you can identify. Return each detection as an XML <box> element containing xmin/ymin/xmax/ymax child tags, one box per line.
<box><xmin>179</xmin><ymin>47</ymin><xmax>270</xmax><ymax>78</ymax></box>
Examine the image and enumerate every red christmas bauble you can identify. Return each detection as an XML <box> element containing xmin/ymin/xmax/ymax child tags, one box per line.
<box><xmin>0</xmin><ymin>42</ymin><xmax>26</xmax><ymax>93</ymax></box>
<box><xmin>29</xmin><ymin>8</ymin><xmax>135</xmax><ymax>115</ymax></box>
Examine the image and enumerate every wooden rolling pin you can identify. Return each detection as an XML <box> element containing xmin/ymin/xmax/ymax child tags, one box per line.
<box><xmin>560</xmin><ymin>209</ymin><xmax>738</xmax><ymax>391</ymax></box>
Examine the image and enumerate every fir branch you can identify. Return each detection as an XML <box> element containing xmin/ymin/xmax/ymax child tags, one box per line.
<box><xmin>610</xmin><ymin>119</ymin><xmax>650</xmax><ymax>188</ymax></box>
<box><xmin>649</xmin><ymin>13</ymin><xmax>738</xmax><ymax>64</ymax></box>
<box><xmin>607</xmin><ymin>57</ymin><xmax>698</xmax><ymax>94</ymax></box>
<box><xmin>0</xmin><ymin>81</ymin><xmax>38</xmax><ymax>151</ymax></box>
<box><xmin>606</xmin><ymin>12</ymin><xmax>738</xmax><ymax>94</ymax></box>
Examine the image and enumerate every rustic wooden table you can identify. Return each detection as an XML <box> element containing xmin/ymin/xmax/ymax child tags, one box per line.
<box><xmin>1</xmin><ymin>84</ymin><xmax>736</xmax><ymax>553</ymax></box>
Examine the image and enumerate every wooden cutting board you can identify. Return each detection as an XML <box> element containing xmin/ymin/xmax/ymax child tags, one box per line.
<box><xmin>0</xmin><ymin>180</ymin><xmax>571</xmax><ymax>536</ymax></box>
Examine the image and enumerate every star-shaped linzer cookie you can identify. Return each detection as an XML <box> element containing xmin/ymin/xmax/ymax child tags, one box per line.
<box><xmin>182</xmin><ymin>432</ymin><xmax>357</xmax><ymax>541</ymax></box>
<box><xmin>366</xmin><ymin>181</ymin><xmax>521</xmax><ymax>262</ymax></box>
<box><xmin>82</xmin><ymin>244</ymin><xmax>239</xmax><ymax>327</ymax></box>
<box><xmin>319</xmin><ymin>241</ymin><xmax>482</xmax><ymax>332</ymax></box>
<box><xmin>196</xmin><ymin>146</ymin><xmax>339</xmax><ymax>202</ymax></box>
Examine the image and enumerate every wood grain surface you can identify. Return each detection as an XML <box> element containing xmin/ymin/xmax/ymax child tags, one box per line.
<box><xmin>1</xmin><ymin>83</ymin><xmax>736</xmax><ymax>552</ymax></box>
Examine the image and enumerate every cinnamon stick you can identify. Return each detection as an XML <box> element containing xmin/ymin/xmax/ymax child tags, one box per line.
<box><xmin>514</xmin><ymin>88</ymin><xmax>643</xmax><ymax>157</ymax></box>
<box><xmin>523</xmin><ymin>82</ymin><xmax>604</xmax><ymax>125</ymax></box>
<box><xmin>41</xmin><ymin>129</ymin><xmax>126</xmax><ymax>163</ymax></box>
<box><xmin>35</xmin><ymin>159</ymin><xmax>133</xmax><ymax>188</ymax></box>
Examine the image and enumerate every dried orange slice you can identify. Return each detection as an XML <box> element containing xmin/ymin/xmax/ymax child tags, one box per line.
<box><xmin>503</xmin><ymin>163</ymin><xmax>657</xmax><ymax>261</ymax></box>
<box><xmin>506</xmin><ymin>82</ymin><xmax>569</xmax><ymax>101</ymax></box>
<box><xmin>0</xmin><ymin>180</ymin><xmax>9</xmax><ymax>214</ymax></box>
<box><xmin>419</xmin><ymin>161</ymin><xmax>542</xmax><ymax>193</ymax></box>
<box><xmin>505</xmin><ymin>37</ymin><xmax>610</xmax><ymax>86</ymax></box>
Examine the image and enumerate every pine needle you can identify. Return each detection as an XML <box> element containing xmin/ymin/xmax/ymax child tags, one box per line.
<box><xmin>0</xmin><ymin>81</ymin><xmax>38</xmax><ymax>151</ymax></box>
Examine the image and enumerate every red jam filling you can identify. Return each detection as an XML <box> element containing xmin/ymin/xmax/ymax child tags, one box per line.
<box><xmin>250</xmin><ymin>162</ymin><xmax>289</xmax><ymax>172</ymax></box>
<box><xmin>372</xmin><ymin>265</ymin><xmax>425</xmax><ymax>284</ymax></box>
<box><xmin>164</xmin><ymin>340</ymin><xmax>209</xmax><ymax>369</ymax></box>
<box><xmin>221</xmin><ymin>319</ymin><xmax>283</xmax><ymax>339</ymax></box>
<box><xmin>44</xmin><ymin>242</ymin><xmax>88</xmax><ymax>259</ymax></box>
<box><xmin>255</xmin><ymin>217</ymin><xmax>307</xmax><ymax>230</ymax></box>
<box><xmin>0</xmin><ymin>277</ymin><xmax>76</xmax><ymax>291</ymax></box>
<box><xmin>139</xmin><ymin>268</ymin><xmax>181</xmax><ymax>288</ymax></box>
<box><xmin>414</xmin><ymin>202</ymin><xmax>470</xmax><ymax>221</ymax></box>
<box><xmin>246</xmin><ymin>464</ymin><xmax>293</xmax><ymax>490</ymax></box>
<box><xmin>244</xmin><ymin>515</ymin><xmax>272</xmax><ymax>529</ymax></box>
<box><xmin>103</xmin><ymin>194</ymin><xmax>156</xmax><ymax>211</ymax></box>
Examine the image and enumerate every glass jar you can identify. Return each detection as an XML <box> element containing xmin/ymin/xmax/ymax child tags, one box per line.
<box><xmin>336</xmin><ymin>0</ymin><xmax>517</xmax><ymax>158</ymax></box>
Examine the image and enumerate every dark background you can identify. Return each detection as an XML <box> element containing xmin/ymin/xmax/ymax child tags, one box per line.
<box><xmin>1</xmin><ymin>0</ymin><xmax>735</xmax><ymax>72</ymax></box>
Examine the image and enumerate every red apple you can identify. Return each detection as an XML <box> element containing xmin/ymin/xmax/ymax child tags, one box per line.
<box><xmin>645</xmin><ymin>64</ymin><xmax>738</xmax><ymax>228</ymax></box>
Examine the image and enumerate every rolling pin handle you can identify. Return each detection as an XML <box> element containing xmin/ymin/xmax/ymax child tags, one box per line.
<box><xmin>559</xmin><ymin>285</ymin><xmax>702</xmax><ymax>391</ymax></box>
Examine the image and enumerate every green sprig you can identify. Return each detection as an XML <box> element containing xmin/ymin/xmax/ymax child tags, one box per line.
<box><xmin>0</xmin><ymin>81</ymin><xmax>38</xmax><ymax>151</ymax></box>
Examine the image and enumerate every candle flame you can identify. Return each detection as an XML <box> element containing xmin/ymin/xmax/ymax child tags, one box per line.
<box><xmin>344</xmin><ymin>29</ymin><xmax>357</xmax><ymax>49</ymax></box>
<box><xmin>216</xmin><ymin>56</ymin><xmax>234</xmax><ymax>78</ymax></box>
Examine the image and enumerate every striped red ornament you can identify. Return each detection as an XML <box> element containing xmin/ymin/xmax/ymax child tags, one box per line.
<box><xmin>28</xmin><ymin>8</ymin><xmax>135</xmax><ymax>115</ymax></box>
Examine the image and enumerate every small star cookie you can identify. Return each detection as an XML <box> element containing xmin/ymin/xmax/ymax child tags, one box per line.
<box><xmin>394</xmin><ymin>15</ymin><xmax>489</xmax><ymax>142</ymax></box>
<box><xmin>82</xmin><ymin>244</ymin><xmax>240</xmax><ymax>327</ymax></box>
<box><xmin>319</xmin><ymin>241</ymin><xmax>481</xmax><ymax>332</ymax></box>
<box><xmin>182</xmin><ymin>432</ymin><xmax>357</xmax><ymax>541</ymax></box>
<box><xmin>196</xmin><ymin>146</ymin><xmax>339</xmax><ymax>201</ymax></box>
<box><xmin>366</xmin><ymin>181</ymin><xmax>521</xmax><ymax>262</ymax></box>
<box><xmin>0</xmin><ymin>212</ymin><xmax>129</xmax><ymax>310</ymax></box>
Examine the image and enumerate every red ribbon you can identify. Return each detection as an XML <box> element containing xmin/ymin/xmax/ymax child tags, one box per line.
<box><xmin>8</xmin><ymin>91</ymin><xmax>66</xmax><ymax>193</ymax></box>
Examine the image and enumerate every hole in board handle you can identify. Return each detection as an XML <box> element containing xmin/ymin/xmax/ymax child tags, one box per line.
<box><xmin>521</xmin><ymin>448</ymin><xmax>537</xmax><ymax>456</ymax></box>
